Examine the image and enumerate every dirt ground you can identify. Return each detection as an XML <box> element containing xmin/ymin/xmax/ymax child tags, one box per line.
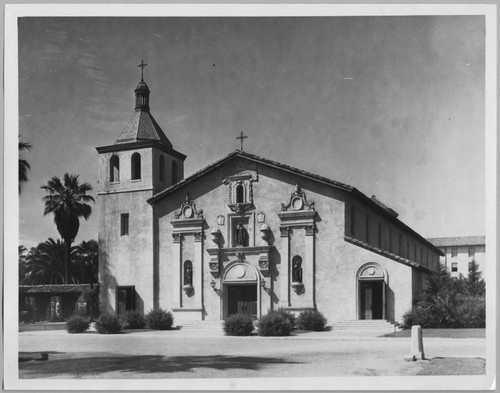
<box><xmin>17</xmin><ymin>329</ymin><xmax>486</xmax><ymax>379</ymax></box>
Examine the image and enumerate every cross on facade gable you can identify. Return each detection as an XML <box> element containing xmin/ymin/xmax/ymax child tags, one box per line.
<box><xmin>236</xmin><ymin>131</ymin><xmax>248</xmax><ymax>151</ymax></box>
<box><xmin>137</xmin><ymin>59</ymin><xmax>148</xmax><ymax>81</ymax></box>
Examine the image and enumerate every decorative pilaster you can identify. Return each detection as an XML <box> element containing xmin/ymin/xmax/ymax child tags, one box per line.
<box><xmin>172</xmin><ymin>232</ymin><xmax>183</xmax><ymax>308</ymax></box>
<box><xmin>193</xmin><ymin>230</ymin><xmax>203</xmax><ymax>310</ymax></box>
<box><xmin>171</xmin><ymin>216</ymin><xmax>205</xmax><ymax>317</ymax></box>
<box><xmin>278</xmin><ymin>207</ymin><xmax>317</xmax><ymax>310</ymax></box>
<box><xmin>279</xmin><ymin>226</ymin><xmax>291</xmax><ymax>307</ymax></box>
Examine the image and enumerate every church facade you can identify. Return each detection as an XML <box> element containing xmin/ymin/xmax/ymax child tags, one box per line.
<box><xmin>96</xmin><ymin>72</ymin><xmax>442</xmax><ymax>325</ymax></box>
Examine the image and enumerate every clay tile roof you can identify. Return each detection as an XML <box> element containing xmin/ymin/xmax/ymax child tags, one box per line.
<box><xmin>427</xmin><ymin>236</ymin><xmax>486</xmax><ymax>247</ymax></box>
<box><xmin>115</xmin><ymin>111</ymin><xmax>173</xmax><ymax>148</ymax></box>
<box><xmin>147</xmin><ymin>150</ymin><xmax>442</xmax><ymax>255</ymax></box>
<box><xmin>370</xmin><ymin>195</ymin><xmax>399</xmax><ymax>218</ymax></box>
<box><xmin>19</xmin><ymin>284</ymin><xmax>93</xmax><ymax>294</ymax></box>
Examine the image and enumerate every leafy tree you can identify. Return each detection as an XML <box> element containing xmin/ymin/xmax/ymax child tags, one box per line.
<box><xmin>72</xmin><ymin>239</ymin><xmax>98</xmax><ymax>284</ymax></box>
<box><xmin>402</xmin><ymin>263</ymin><xmax>486</xmax><ymax>328</ymax></box>
<box><xmin>18</xmin><ymin>141</ymin><xmax>32</xmax><ymax>193</ymax></box>
<box><xmin>41</xmin><ymin>174</ymin><xmax>95</xmax><ymax>283</ymax></box>
<box><xmin>19</xmin><ymin>238</ymin><xmax>99</xmax><ymax>285</ymax></box>
<box><xmin>22</xmin><ymin>238</ymin><xmax>68</xmax><ymax>284</ymax></box>
<box><xmin>19</xmin><ymin>245</ymin><xmax>29</xmax><ymax>284</ymax></box>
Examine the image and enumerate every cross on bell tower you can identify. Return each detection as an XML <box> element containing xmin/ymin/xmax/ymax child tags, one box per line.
<box><xmin>236</xmin><ymin>131</ymin><xmax>248</xmax><ymax>151</ymax></box>
<box><xmin>138</xmin><ymin>59</ymin><xmax>147</xmax><ymax>81</ymax></box>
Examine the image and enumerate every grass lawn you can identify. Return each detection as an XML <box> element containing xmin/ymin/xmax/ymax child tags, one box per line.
<box><xmin>382</xmin><ymin>328</ymin><xmax>485</xmax><ymax>338</ymax></box>
<box><xmin>418</xmin><ymin>357</ymin><xmax>485</xmax><ymax>375</ymax></box>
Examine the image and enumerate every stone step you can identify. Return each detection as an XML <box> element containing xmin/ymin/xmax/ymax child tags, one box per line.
<box><xmin>178</xmin><ymin>321</ymin><xmax>225</xmax><ymax>330</ymax></box>
<box><xmin>330</xmin><ymin>320</ymin><xmax>400</xmax><ymax>331</ymax></box>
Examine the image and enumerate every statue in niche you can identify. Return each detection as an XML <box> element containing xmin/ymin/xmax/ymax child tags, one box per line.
<box><xmin>292</xmin><ymin>256</ymin><xmax>303</xmax><ymax>283</ymax></box>
<box><xmin>235</xmin><ymin>224</ymin><xmax>248</xmax><ymax>247</ymax></box>
<box><xmin>184</xmin><ymin>262</ymin><xmax>193</xmax><ymax>286</ymax></box>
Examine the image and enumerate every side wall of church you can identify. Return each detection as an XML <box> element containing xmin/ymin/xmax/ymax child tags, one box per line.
<box><xmin>345</xmin><ymin>199</ymin><xmax>441</xmax><ymax>273</ymax></box>
<box><xmin>153</xmin><ymin>157</ymin><xmax>426</xmax><ymax>323</ymax></box>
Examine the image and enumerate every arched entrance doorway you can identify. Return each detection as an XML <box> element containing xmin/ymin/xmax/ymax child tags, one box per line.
<box><xmin>356</xmin><ymin>263</ymin><xmax>387</xmax><ymax>320</ymax></box>
<box><xmin>222</xmin><ymin>261</ymin><xmax>262</xmax><ymax>319</ymax></box>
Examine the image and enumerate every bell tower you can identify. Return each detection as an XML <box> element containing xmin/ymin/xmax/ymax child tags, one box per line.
<box><xmin>96</xmin><ymin>61</ymin><xmax>186</xmax><ymax>316</ymax></box>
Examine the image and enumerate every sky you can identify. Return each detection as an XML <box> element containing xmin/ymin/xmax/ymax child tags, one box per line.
<box><xmin>17</xmin><ymin>14</ymin><xmax>486</xmax><ymax>248</ymax></box>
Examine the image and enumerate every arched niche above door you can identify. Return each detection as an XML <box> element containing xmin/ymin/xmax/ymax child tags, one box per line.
<box><xmin>357</xmin><ymin>263</ymin><xmax>386</xmax><ymax>281</ymax></box>
<box><xmin>223</xmin><ymin>262</ymin><xmax>257</xmax><ymax>283</ymax></box>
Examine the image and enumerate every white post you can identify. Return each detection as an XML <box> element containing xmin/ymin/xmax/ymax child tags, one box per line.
<box><xmin>405</xmin><ymin>325</ymin><xmax>425</xmax><ymax>361</ymax></box>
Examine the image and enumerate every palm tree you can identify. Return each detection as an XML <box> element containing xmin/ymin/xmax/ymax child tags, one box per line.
<box><xmin>41</xmin><ymin>173</ymin><xmax>95</xmax><ymax>284</ymax></box>
<box><xmin>19</xmin><ymin>245</ymin><xmax>29</xmax><ymax>284</ymax></box>
<box><xmin>23</xmin><ymin>238</ymin><xmax>68</xmax><ymax>285</ymax></box>
<box><xmin>72</xmin><ymin>239</ymin><xmax>98</xmax><ymax>283</ymax></box>
<box><xmin>19</xmin><ymin>141</ymin><xmax>32</xmax><ymax>193</ymax></box>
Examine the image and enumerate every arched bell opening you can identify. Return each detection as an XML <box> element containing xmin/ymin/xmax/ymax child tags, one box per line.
<box><xmin>356</xmin><ymin>263</ymin><xmax>388</xmax><ymax>320</ymax></box>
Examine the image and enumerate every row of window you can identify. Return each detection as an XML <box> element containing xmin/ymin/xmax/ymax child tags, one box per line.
<box><xmin>451</xmin><ymin>261</ymin><xmax>477</xmax><ymax>273</ymax></box>
<box><xmin>110</xmin><ymin>153</ymin><xmax>179</xmax><ymax>184</ymax></box>
<box><xmin>351</xmin><ymin>207</ymin><xmax>436</xmax><ymax>267</ymax></box>
<box><xmin>449</xmin><ymin>247</ymin><xmax>475</xmax><ymax>258</ymax></box>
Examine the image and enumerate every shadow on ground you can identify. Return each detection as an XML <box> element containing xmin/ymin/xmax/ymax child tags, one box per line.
<box><xmin>417</xmin><ymin>357</ymin><xmax>485</xmax><ymax>375</ymax></box>
<box><xmin>20</xmin><ymin>354</ymin><xmax>302</xmax><ymax>377</ymax></box>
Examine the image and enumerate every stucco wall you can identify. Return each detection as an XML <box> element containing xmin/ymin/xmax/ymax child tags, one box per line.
<box><xmin>98</xmin><ymin>189</ymin><xmax>155</xmax><ymax>315</ymax></box>
<box><xmin>153</xmin><ymin>157</ymin><xmax>423</xmax><ymax>324</ymax></box>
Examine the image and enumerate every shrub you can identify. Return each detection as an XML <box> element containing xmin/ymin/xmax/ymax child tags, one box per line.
<box><xmin>95</xmin><ymin>314</ymin><xmax>122</xmax><ymax>334</ymax></box>
<box><xmin>257</xmin><ymin>311</ymin><xmax>292</xmax><ymax>336</ymax></box>
<box><xmin>66</xmin><ymin>315</ymin><xmax>90</xmax><ymax>333</ymax></box>
<box><xmin>223</xmin><ymin>313</ymin><xmax>254</xmax><ymax>336</ymax></box>
<box><xmin>276</xmin><ymin>308</ymin><xmax>296</xmax><ymax>329</ymax></box>
<box><xmin>296</xmin><ymin>309</ymin><xmax>327</xmax><ymax>331</ymax></box>
<box><xmin>124</xmin><ymin>311</ymin><xmax>147</xmax><ymax>329</ymax></box>
<box><xmin>401</xmin><ymin>265</ymin><xmax>486</xmax><ymax>329</ymax></box>
<box><xmin>146</xmin><ymin>309</ymin><xmax>174</xmax><ymax>330</ymax></box>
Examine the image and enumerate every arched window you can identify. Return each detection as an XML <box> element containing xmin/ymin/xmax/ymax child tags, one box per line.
<box><xmin>172</xmin><ymin>161</ymin><xmax>178</xmax><ymax>185</ymax></box>
<box><xmin>110</xmin><ymin>155</ymin><xmax>120</xmax><ymax>182</ymax></box>
<box><xmin>159</xmin><ymin>155</ymin><xmax>165</xmax><ymax>182</ymax></box>
<box><xmin>236</xmin><ymin>184</ymin><xmax>244</xmax><ymax>203</ymax></box>
<box><xmin>131</xmin><ymin>153</ymin><xmax>141</xmax><ymax>180</ymax></box>
<box><xmin>183</xmin><ymin>260</ymin><xmax>193</xmax><ymax>286</ymax></box>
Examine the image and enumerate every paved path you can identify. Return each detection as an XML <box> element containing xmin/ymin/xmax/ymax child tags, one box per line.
<box><xmin>18</xmin><ymin>330</ymin><xmax>485</xmax><ymax>379</ymax></box>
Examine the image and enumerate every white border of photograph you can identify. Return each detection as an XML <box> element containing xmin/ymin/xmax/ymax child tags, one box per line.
<box><xmin>4</xmin><ymin>3</ymin><xmax>497</xmax><ymax>391</ymax></box>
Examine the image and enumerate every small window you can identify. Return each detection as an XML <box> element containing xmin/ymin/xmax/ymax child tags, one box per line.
<box><xmin>172</xmin><ymin>161</ymin><xmax>178</xmax><ymax>184</ymax></box>
<box><xmin>451</xmin><ymin>262</ymin><xmax>458</xmax><ymax>272</ymax></box>
<box><xmin>121</xmin><ymin>213</ymin><xmax>129</xmax><ymax>236</ymax></box>
<box><xmin>378</xmin><ymin>222</ymin><xmax>382</xmax><ymax>248</ymax></box>
<box><xmin>350</xmin><ymin>206</ymin><xmax>356</xmax><ymax>237</ymax></box>
<box><xmin>468</xmin><ymin>247</ymin><xmax>475</xmax><ymax>257</ymax></box>
<box><xmin>183</xmin><ymin>261</ymin><xmax>193</xmax><ymax>286</ymax></box>
<box><xmin>451</xmin><ymin>247</ymin><xmax>458</xmax><ymax>257</ymax></box>
<box><xmin>389</xmin><ymin>229</ymin><xmax>393</xmax><ymax>252</ymax></box>
<box><xmin>159</xmin><ymin>155</ymin><xmax>165</xmax><ymax>182</ymax></box>
<box><xmin>116</xmin><ymin>286</ymin><xmax>135</xmax><ymax>317</ymax></box>
<box><xmin>365</xmin><ymin>215</ymin><xmax>370</xmax><ymax>243</ymax></box>
<box><xmin>110</xmin><ymin>155</ymin><xmax>120</xmax><ymax>183</ymax></box>
<box><xmin>468</xmin><ymin>261</ymin><xmax>474</xmax><ymax>272</ymax></box>
<box><xmin>236</xmin><ymin>184</ymin><xmax>244</xmax><ymax>203</ymax></box>
<box><xmin>131</xmin><ymin>153</ymin><xmax>141</xmax><ymax>180</ymax></box>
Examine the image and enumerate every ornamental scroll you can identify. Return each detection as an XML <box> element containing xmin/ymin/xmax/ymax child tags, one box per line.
<box><xmin>280</xmin><ymin>184</ymin><xmax>315</xmax><ymax>212</ymax></box>
<box><xmin>174</xmin><ymin>194</ymin><xmax>204</xmax><ymax>219</ymax></box>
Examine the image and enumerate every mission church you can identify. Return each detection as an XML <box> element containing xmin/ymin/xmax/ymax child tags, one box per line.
<box><xmin>96</xmin><ymin>63</ymin><xmax>442</xmax><ymax>326</ymax></box>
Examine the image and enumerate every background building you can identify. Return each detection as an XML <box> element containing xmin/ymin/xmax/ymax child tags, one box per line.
<box><xmin>427</xmin><ymin>236</ymin><xmax>486</xmax><ymax>279</ymax></box>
